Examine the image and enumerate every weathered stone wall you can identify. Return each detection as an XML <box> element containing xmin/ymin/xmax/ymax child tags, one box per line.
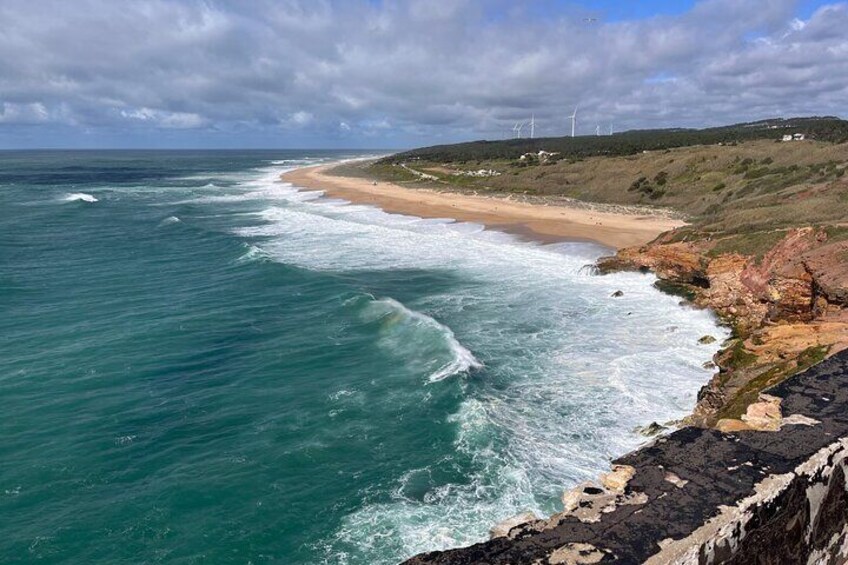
<box><xmin>403</xmin><ymin>350</ymin><xmax>848</xmax><ymax>564</ymax></box>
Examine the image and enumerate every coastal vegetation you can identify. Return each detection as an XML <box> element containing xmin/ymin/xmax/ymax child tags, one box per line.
<box><xmin>348</xmin><ymin>119</ymin><xmax>848</xmax><ymax>256</ymax></box>
<box><xmin>382</xmin><ymin>116</ymin><xmax>848</xmax><ymax>162</ymax></box>
<box><xmin>337</xmin><ymin>116</ymin><xmax>848</xmax><ymax>430</ymax></box>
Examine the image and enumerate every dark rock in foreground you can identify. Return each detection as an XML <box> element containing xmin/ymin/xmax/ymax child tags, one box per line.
<box><xmin>403</xmin><ymin>350</ymin><xmax>848</xmax><ymax>564</ymax></box>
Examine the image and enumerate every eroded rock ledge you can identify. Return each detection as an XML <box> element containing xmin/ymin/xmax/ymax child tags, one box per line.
<box><xmin>598</xmin><ymin>227</ymin><xmax>848</xmax><ymax>427</ymax></box>
<box><xmin>403</xmin><ymin>350</ymin><xmax>848</xmax><ymax>564</ymax></box>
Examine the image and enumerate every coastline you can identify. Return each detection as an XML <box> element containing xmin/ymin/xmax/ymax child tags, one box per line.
<box><xmin>282</xmin><ymin>158</ymin><xmax>848</xmax><ymax>432</ymax></box>
<box><xmin>281</xmin><ymin>163</ymin><xmax>685</xmax><ymax>249</ymax></box>
<box><xmin>281</xmin><ymin>158</ymin><xmax>848</xmax><ymax>563</ymax></box>
<box><xmin>598</xmin><ymin>226</ymin><xmax>848</xmax><ymax>429</ymax></box>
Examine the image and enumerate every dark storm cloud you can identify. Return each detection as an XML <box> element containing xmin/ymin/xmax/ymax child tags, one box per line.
<box><xmin>0</xmin><ymin>0</ymin><xmax>845</xmax><ymax>146</ymax></box>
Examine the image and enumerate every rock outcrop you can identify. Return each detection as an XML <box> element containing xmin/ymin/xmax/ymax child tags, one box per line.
<box><xmin>597</xmin><ymin>227</ymin><xmax>848</xmax><ymax>426</ymax></box>
<box><xmin>403</xmin><ymin>351</ymin><xmax>848</xmax><ymax>564</ymax></box>
<box><xmin>403</xmin><ymin>227</ymin><xmax>848</xmax><ymax>565</ymax></box>
<box><xmin>804</xmin><ymin>240</ymin><xmax>848</xmax><ymax>305</ymax></box>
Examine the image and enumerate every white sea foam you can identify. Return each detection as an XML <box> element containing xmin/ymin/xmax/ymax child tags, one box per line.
<box><xmin>328</xmin><ymin>389</ymin><xmax>357</xmax><ymax>401</ymax></box>
<box><xmin>269</xmin><ymin>159</ymin><xmax>318</xmax><ymax>166</ymax></box>
<box><xmin>62</xmin><ymin>192</ymin><xmax>98</xmax><ymax>203</ymax></box>
<box><xmin>171</xmin><ymin>173</ymin><xmax>323</xmax><ymax>206</ymax></box>
<box><xmin>192</xmin><ymin>162</ymin><xmax>728</xmax><ymax>563</ymax></box>
<box><xmin>158</xmin><ymin>216</ymin><xmax>181</xmax><ymax>226</ymax></box>
<box><xmin>358</xmin><ymin>297</ymin><xmax>482</xmax><ymax>383</ymax></box>
<box><xmin>235</xmin><ymin>243</ymin><xmax>270</xmax><ymax>264</ymax></box>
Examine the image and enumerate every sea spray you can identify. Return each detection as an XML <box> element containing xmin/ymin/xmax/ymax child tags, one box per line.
<box><xmin>158</xmin><ymin>215</ymin><xmax>181</xmax><ymax>226</ymax></box>
<box><xmin>0</xmin><ymin>150</ymin><xmax>727</xmax><ymax>565</ymax></box>
<box><xmin>62</xmin><ymin>192</ymin><xmax>98</xmax><ymax>202</ymax></box>
<box><xmin>356</xmin><ymin>296</ymin><xmax>483</xmax><ymax>383</ymax></box>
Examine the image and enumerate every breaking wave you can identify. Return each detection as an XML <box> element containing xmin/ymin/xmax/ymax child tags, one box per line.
<box><xmin>161</xmin><ymin>158</ymin><xmax>728</xmax><ymax>564</ymax></box>
<box><xmin>356</xmin><ymin>296</ymin><xmax>482</xmax><ymax>383</ymax></box>
<box><xmin>158</xmin><ymin>216</ymin><xmax>181</xmax><ymax>226</ymax></box>
<box><xmin>62</xmin><ymin>192</ymin><xmax>98</xmax><ymax>203</ymax></box>
<box><xmin>235</xmin><ymin>243</ymin><xmax>271</xmax><ymax>264</ymax></box>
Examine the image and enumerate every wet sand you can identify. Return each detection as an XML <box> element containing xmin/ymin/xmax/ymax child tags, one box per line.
<box><xmin>281</xmin><ymin>163</ymin><xmax>685</xmax><ymax>249</ymax></box>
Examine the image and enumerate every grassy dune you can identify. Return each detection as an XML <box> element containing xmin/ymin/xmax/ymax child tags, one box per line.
<box><xmin>351</xmin><ymin>137</ymin><xmax>848</xmax><ymax>256</ymax></box>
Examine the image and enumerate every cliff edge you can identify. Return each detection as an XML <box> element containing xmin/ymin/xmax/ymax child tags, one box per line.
<box><xmin>404</xmin><ymin>350</ymin><xmax>848</xmax><ymax>564</ymax></box>
<box><xmin>597</xmin><ymin>226</ymin><xmax>848</xmax><ymax>429</ymax></box>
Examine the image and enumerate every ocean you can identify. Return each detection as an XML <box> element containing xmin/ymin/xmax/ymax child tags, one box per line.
<box><xmin>0</xmin><ymin>150</ymin><xmax>726</xmax><ymax>564</ymax></box>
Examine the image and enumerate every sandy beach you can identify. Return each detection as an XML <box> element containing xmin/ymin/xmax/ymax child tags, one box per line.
<box><xmin>281</xmin><ymin>163</ymin><xmax>686</xmax><ymax>249</ymax></box>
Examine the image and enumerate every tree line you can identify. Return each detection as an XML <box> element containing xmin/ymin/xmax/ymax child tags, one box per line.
<box><xmin>382</xmin><ymin>117</ymin><xmax>848</xmax><ymax>164</ymax></box>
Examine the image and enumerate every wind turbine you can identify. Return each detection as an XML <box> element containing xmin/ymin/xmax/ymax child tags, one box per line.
<box><xmin>609</xmin><ymin>123</ymin><xmax>614</xmax><ymax>136</ymax></box>
<box><xmin>513</xmin><ymin>121</ymin><xmax>526</xmax><ymax>139</ymax></box>
<box><xmin>569</xmin><ymin>106</ymin><xmax>578</xmax><ymax>138</ymax></box>
<box><xmin>595</xmin><ymin>125</ymin><xmax>600</xmax><ymax>136</ymax></box>
<box><xmin>530</xmin><ymin>114</ymin><xmax>535</xmax><ymax>139</ymax></box>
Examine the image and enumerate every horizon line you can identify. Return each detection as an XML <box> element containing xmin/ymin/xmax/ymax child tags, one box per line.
<box><xmin>0</xmin><ymin>147</ymin><xmax>403</xmax><ymax>152</ymax></box>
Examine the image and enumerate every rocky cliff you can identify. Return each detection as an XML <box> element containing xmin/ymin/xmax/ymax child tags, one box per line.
<box><xmin>597</xmin><ymin>227</ymin><xmax>848</xmax><ymax>428</ymax></box>
<box><xmin>404</xmin><ymin>350</ymin><xmax>848</xmax><ymax>564</ymax></box>
<box><xmin>402</xmin><ymin>226</ymin><xmax>848</xmax><ymax>564</ymax></box>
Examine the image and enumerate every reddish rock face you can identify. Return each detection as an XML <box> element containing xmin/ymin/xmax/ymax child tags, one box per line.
<box><xmin>740</xmin><ymin>228</ymin><xmax>816</xmax><ymax>295</ymax></box>
<box><xmin>597</xmin><ymin>226</ymin><xmax>848</xmax><ymax>426</ymax></box>
<box><xmin>701</xmin><ymin>253</ymin><xmax>765</xmax><ymax>329</ymax></box>
<box><xmin>613</xmin><ymin>241</ymin><xmax>708</xmax><ymax>284</ymax></box>
<box><xmin>604</xmin><ymin>227</ymin><xmax>847</xmax><ymax>329</ymax></box>
<box><xmin>803</xmin><ymin>240</ymin><xmax>848</xmax><ymax>306</ymax></box>
<box><xmin>739</xmin><ymin>228</ymin><xmax>819</xmax><ymax>323</ymax></box>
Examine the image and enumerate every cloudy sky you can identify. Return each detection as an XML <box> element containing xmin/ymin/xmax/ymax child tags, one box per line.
<box><xmin>0</xmin><ymin>0</ymin><xmax>845</xmax><ymax>148</ymax></box>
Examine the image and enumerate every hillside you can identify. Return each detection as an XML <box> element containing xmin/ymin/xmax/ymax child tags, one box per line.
<box><xmin>338</xmin><ymin>117</ymin><xmax>848</xmax><ymax>430</ymax></box>
<box><xmin>382</xmin><ymin>116</ymin><xmax>848</xmax><ymax>162</ymax></box>
<box><xmin>353</xmin><ymin>127</ymin><xmax>848</xmax><ymax>257</ymax></box>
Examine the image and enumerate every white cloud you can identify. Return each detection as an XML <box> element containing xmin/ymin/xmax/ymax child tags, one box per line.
<box><xmin>288</xmin><ymin>111</ymin><xmax>314</xmax><ymax>126</ymax></box>
<box><xmin>120</xmin><ymin>107</ymin><xmax>207</xmax><ymax>128</ymax></box>
<box><xmin>0</xmin><ymin>0</ymin><xmax>845</xmax><ymax>144</ymax></box>
<box><xmin>0</xmin><ymin>102</ymin><xmax>49</xmax><ymax>123</ymax></box>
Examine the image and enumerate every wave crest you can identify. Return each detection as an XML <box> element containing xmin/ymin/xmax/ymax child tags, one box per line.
<box><xmin>158</xmin><ymin>216</ymin><xmax>181</xmax><ymax>226</ymax></box>
<box><xmin>358</xmin><ymin>297</ymin><xmax>482</xmax><ymax>383</ymax></box>
<box><xmin>236</xmin><ymin>243</ymin><xmax>270</xmax><ymax>264</ymax></box>
<box><xmin>62</xmin><ymin>193</ymin><xmax>98</xmax><ymax>203</ymax></box>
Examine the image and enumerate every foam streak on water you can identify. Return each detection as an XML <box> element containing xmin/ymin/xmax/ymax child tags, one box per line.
<box><xmin>0</xmin><ymin>152</ymin><xmax>727</xmax><ymax>565</ymax></box>
<box><xmin>62</xmin><ymin>192</ymin><xmax>98</xmax><ymax>202</ymax></box>
<box><xmin>220</xmin><ymin>161</ymin><xmax>728</xmax><ymax>562</ymax></box>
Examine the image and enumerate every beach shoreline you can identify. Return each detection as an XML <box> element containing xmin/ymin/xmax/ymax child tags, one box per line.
<box><xmin>283</xmin><ymin>158</ymin><xmax>848</xmax><ymax>429</ymax></box>
<box><xmin>280</xmin><ymin>163</ymin><xmax>686</xmax><ymax>249</ymax></box>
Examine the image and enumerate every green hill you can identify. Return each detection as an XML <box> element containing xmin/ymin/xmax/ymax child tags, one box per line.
<box><xmin>382</xmin><ymin>117</ymin><xmax>848</xmax><ymax>163</ymax></box>
<box><xmin>338</xmin><ymin>117</ymin><xmax>848</xmax><ymax>258</ymax></box>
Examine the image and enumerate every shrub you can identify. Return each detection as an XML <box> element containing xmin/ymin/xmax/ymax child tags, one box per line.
<box><xmin>744</xmin><ymin>167</ymin><xmax>771</xmax><ymax>179</ymax></box>
<box><xmin>629</xmin><ymin>176</ymin><xmax>648</xmax><ymax>191</ymax></box>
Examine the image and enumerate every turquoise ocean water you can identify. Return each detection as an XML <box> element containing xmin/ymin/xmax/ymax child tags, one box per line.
<box><xmin>0</xmin><ymin>150</ymin><xmax>726</xmax><ymax>564</ymax></box>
